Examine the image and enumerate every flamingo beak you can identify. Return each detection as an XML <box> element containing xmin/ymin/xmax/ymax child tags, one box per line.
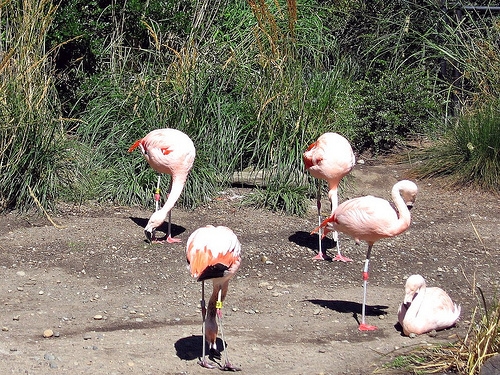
<box><xmin>145</xmin><ymin>228</ymin><xmax>154</xmax><ymax>243</ymax></box>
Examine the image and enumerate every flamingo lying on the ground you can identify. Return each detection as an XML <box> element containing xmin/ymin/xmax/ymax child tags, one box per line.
<box><xmin>129</xmin><ymin>128</ymin><xmax>195</xmax><ymax>243</ymax></box>
<box><xmin>186</xmin><ymin>225</ymin><xmax>242</xmax><ymax>371</ymax></box>
<box><xmin>312</xmin><ymin>179</ymin><xmax>418</xmax><ymax>331</ymax></box>
<box><xmin>398</xmin><ymin>274</ymin><xmax>461</xmax><ymax>336</ymax></box>
<box><xmin>303</xmin><ymin>132</ymin><xmax>355</xmax><ymax>261</ymax></box>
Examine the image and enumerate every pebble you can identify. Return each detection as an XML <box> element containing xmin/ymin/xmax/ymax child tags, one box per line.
<box><xmin>43</xmin><ymin>329</ymin><xmax>54</xmax><ymax>338</ymax></box>
<box><xmin>94</xmin><ymin>314</ymin><xmax>103</xmax><ymax>320</ymax></box>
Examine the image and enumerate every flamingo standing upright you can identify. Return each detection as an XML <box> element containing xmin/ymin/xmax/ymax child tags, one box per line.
<box><xmin>313</xmin><ymin>179</ymin><xmax>418</xmax><ymax>331</ymax></box>
<box><xmin>129</xmin><ymin>128</ymin><xmax>195</xmax><ymax>243</ymax></box>
<box><xmin>398</xmin><ymin>274</ymin><xmax>461</xmax><ymax>336</ymax></box>
<box><xmin>303</xmin><ymin>132</ymin><xmax>356</xmax><ymax>261</ymax></box>
<box><xmin>186</xmin><ymin>225</ymin><xmax>242</xmax><ymax>371</ymax></box>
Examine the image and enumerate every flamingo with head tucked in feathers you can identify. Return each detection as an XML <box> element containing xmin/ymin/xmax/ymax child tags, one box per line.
<box><xmin>398</xmin><ymin>274</ymin><xmax>461</xmax><ymax>336</ymax></box>
<box><xmin>186</xmin><ymin>225</ymin><xmax>242</xmax><ymax>371</ymax></box>
<box><xmin>303</xmin><ymin>132</ymin><xmax>356</xmax><ymax>261</ymax></box>
<box><xmin>312</xmin><ymin>179</ymin><xmax>418</xmax><ymax>331</ymax></box>
<box><xmin>129</xmin><ymin>128</ymin><xmax>195</xmax><ymax>243</ymax></box>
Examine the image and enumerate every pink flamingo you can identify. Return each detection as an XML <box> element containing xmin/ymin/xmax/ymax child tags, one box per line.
<box><xmin>129</xmin><ymin>128</ymin><xmax>195</xmax><ymax>243</ymax></box>
<box><xmin>186</xmin><ymin>225</ymin><xmax>242</xmax><ymax>371</ymax></box>
<box><xmin>303</xmin><ymin>132</ymin><xmax>355</xmax><ymax>261</ymax></box>
<box><xmin>312</xmin><ymin>179</ymin><xmax>418</xmax><ymax>331</ymax></box>
<box><xmin>398</xmin><ymin>274</ymin><xmax>461</xmax><ymax>336</ymax></box>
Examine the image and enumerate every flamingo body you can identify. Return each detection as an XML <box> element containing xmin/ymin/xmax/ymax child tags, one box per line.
<box><xmin>313</xmin><ymin>179</ymin><xmax>418</xmax><ymax>330</ymax></box>
<box><xmin>129</xmin><ymin>128</ymin><xmax>195</xmax><ymax>243</ymax></box>
<box><xmin>186</xmin><ymin>225</ymin><xmax>242</xmax><ymax>370</ymax></box>
<box><xmin>303</xmin><ymin>132</ymin><xmax>355</xmax><ymax>261</ymax></box>
<box><xmin>398</xmin><ymin>274</ymin><xmax>461</xmax><ymax>336</ymax></box>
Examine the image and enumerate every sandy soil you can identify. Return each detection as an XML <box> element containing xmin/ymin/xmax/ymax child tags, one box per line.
<box><xmin>0</xmin><ymin>157</ymin><xmax>499</xmax><ymax>375</ymax></box>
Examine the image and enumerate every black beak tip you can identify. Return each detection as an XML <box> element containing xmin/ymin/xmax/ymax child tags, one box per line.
<box><xmin>145</xmin><ymin>229</ymin><xmax>153</xmax><ymax>243</ymax></box>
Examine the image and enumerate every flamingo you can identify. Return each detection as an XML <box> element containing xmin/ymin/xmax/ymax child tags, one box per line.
<box><xmin>312</xmin><ymin>179</ymin><xmax>418</xmax><ymax>331</ymax></box>
<box><xmin>129</xmin><ymin>128</ymin><xmax>195</xmax><ymax>243</ymax></box>
<box><xmin>303</xmin><ymin>132</ymin><xmax>355</xmax><ymax>261</ymax></box>
<box><xmin>398</xmin><ymin>274</ymin><xmax>461</xmax><ymax>336</ymax></box>
<box><xmin>186</xmin><ymin>225</ymin><xmax>242</xmax><ymax>371</ymax></box>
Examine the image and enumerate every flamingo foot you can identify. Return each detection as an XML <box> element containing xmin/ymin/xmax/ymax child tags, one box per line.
<box><xmin>198</xmin><ymin>358</ymin><xmax>217</xmax><ymax>369</ymax></box>
<box><xmin>359</xmin><ymin>323</ymin><xmax>378</xmax><ymax>331</ymax></box>
<box><xmin>312</xmin><ymin>252</ymin><xmax>330</xmax><ymax>261</ymax></box>
<box><xmin>332</xmin><ymin>254</ymin><xmax>353</xmax><ymax>262</ymax></box>
<box><xmin>220</xmin><ymin>362</ymin><xmax>241</xmax><ymax>371</ymax></box>
<box><xmin>166</xmin><ymin>235</ymin><xmax>181</xmax><ymax>243</ymax></box>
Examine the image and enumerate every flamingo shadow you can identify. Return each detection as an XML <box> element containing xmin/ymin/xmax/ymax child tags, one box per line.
<box><xmin>129</xmin><ymin>216</ymin><xmax>185</xmax><ymax>241</ymax></box>
<box><xmin>307</xmin><ymin>299</ymin><xmax>388</xmax><ymax>323</ymax></box>
<box><xmin>289</xmin><ymin>230</ymin><xmax>334</xmax><ymax>258</ymax></box>
<box><xmin>174</xmin><ymin>335</ymin><xmax>225</xmax><ymax>361</ymax></box>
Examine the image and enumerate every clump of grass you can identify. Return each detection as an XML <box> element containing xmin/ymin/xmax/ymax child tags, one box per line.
<box><xmin>412</xmin><ymin>101</ymin><xmax>500</xmax><ymax>192</ymax></box>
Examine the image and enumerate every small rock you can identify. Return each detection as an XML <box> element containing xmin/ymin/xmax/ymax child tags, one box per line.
<box><xmin>43</xmin><ymin>329</ymin><xmax>54</xmax><ymax>338</ymax></box>
<box><xmin>2</xmin><ymin>327</ymin><xmax>9</xmax><ymax>332</ymax></box>
<box><xmin>12</xmin><ymin>315</ymin><xmax>19</xmax><ymax>321</ymax></box>
<box><xmin>409</xmin><ymin>333</ymin><xmax>417</xmax><ymax>338</ymax></box>
<box><xmin>83</xmin><ymin>333</ymin><xmax>92</xmax><ymax>340</ymax></box>
<box><xmin>94</xmin><ymin>315</ymin><xmax>103</xmax><ymax>320</ymax></box>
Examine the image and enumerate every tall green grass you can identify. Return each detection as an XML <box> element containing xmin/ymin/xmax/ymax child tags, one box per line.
<box><xmin>0</xmin><ymin>0</ymin><xmax>69</xmax><ymax>211</ymax></box>
<box><xmin>413</xmin><ymin>102</ymin><xmax>500</xmax><ymax>191</ymax></box>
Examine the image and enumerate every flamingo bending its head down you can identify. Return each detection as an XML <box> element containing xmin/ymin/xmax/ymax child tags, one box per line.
<box><xmin>398</xmin><ymin>274</ymin><xmax>461</xmax><ymax>336</ymax></box>
<box><xmin>312</xmin><ymin>179</ymin><xmax>418</xmax><ymax>331</ymax></box>
<box><xmin>129</xmin><ymin>128</ymin><xmax>195</xmax><ymax>243</ymax></box>
<box><xmin>303</xmin><ymin>132</ymin><xmax>355</xmax><ymax>261</ymax></box>
<box><xmin>186</xmin><ymin>225</ymin><xmax>242</xmax><ymax>371</ymax></box>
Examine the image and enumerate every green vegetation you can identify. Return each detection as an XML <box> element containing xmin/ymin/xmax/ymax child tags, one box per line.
<box><xmin>0</xmin><ymin>0</ymin><xmax>499</xmax><ymax>215</ymax></box>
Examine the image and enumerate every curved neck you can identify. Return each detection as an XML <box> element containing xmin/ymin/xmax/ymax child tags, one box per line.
<box><xmin>390</xmin><ymin>182</ymin><xmax>412</xmax><ymax>232</ymax></box>
<box><xmin>158</xmin><ymin>175</ymin><xmax>188</xmax><ymax>216</ymax></box>
<box><xmin>407</xmin><ymin>284</ymin><xmax>426</xmax><ymax>318</ymax></box>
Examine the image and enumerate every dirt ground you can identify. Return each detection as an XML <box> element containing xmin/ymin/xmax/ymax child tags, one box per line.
<box><xmin>0</xmin><ymin>156</ymin><xmax>499</xmax><ymax>375</ymax></box>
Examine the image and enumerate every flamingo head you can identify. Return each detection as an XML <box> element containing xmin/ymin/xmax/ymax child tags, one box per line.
<box><xmin>403</xmin><ymin>274</ymin><xmax>425</xmax><ymax>304</ymax></box>
<box><xmin>144</xmin><ymin>226</ymin><xmax>155</xmax><ymax>243</ymax></box>
<box><xmin>144</xmin><ymin>210</ymin><xmax>166</xmax><ymax>243</ymax></box>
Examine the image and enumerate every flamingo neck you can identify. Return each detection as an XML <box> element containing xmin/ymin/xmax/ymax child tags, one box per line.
<box><xmin>158</xmin><ymin>175</ymin><xmax>188</xmax><ymax>216</ymax></box>
<box><xmin>407</xmin><ymin>284</ymin><xmax>425</xmax><ymax>319</ymax></box>
<box><xmin>390</xmin><ymin>182</ymin><xmax>412</xmax><ymax>231</ymax></box>
<box><xmin>327</xmin><ymin>186</ymin><xmax>339</xmax><ymax>212</ymax></box>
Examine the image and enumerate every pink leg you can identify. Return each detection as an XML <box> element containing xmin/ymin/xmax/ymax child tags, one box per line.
<box><xmin>359</xmin><ymin>251</ymin><xmax>377</xmax><ymax>331</ymax></box>
<box><xmin>313</xmin><ymin>186</ymin><xmax>328</xmax><ymax>260</ymax></box>
<box><xmin>166</xmin><ymin>202</ymin><xmax>181</xmax><ymax>243</ymax></box>
<box><xmin>331</xmin><ymin>231</ymin><xmax>353</xmax><ymax>262</ymax></box>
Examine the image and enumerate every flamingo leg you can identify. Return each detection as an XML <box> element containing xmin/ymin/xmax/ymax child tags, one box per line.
<box><xmin>359</xmin><ymin>245</ymin><xmax>377</xmax><ymax>331</ymax></box>
<box><xmin>215</xmin><ymin>289</ymin><xmax>240</xmax><ymax>371</ymax></box>
<box><xmin>154</xmin><ymin>175</ymin><xmax>161</xmax><ymax>212</ymax></box>
<box><xmin>313</xmin><ymin>182</ymin><xmax>328</xmax><ymax>260</ymax></box>
<box><xmin>198</xmin><ymin>281</ymin><xmax>216</xmax><ymax>369</ymax></box>
<box><xmin>165</xmin><ymin>176</ymin><xmax>181</xmax><ymax>243</ymax></box>
<box><xmin>331</xmin><ymin>230</ymin><xmax>353</xmax><ymax>262</ymax></box>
